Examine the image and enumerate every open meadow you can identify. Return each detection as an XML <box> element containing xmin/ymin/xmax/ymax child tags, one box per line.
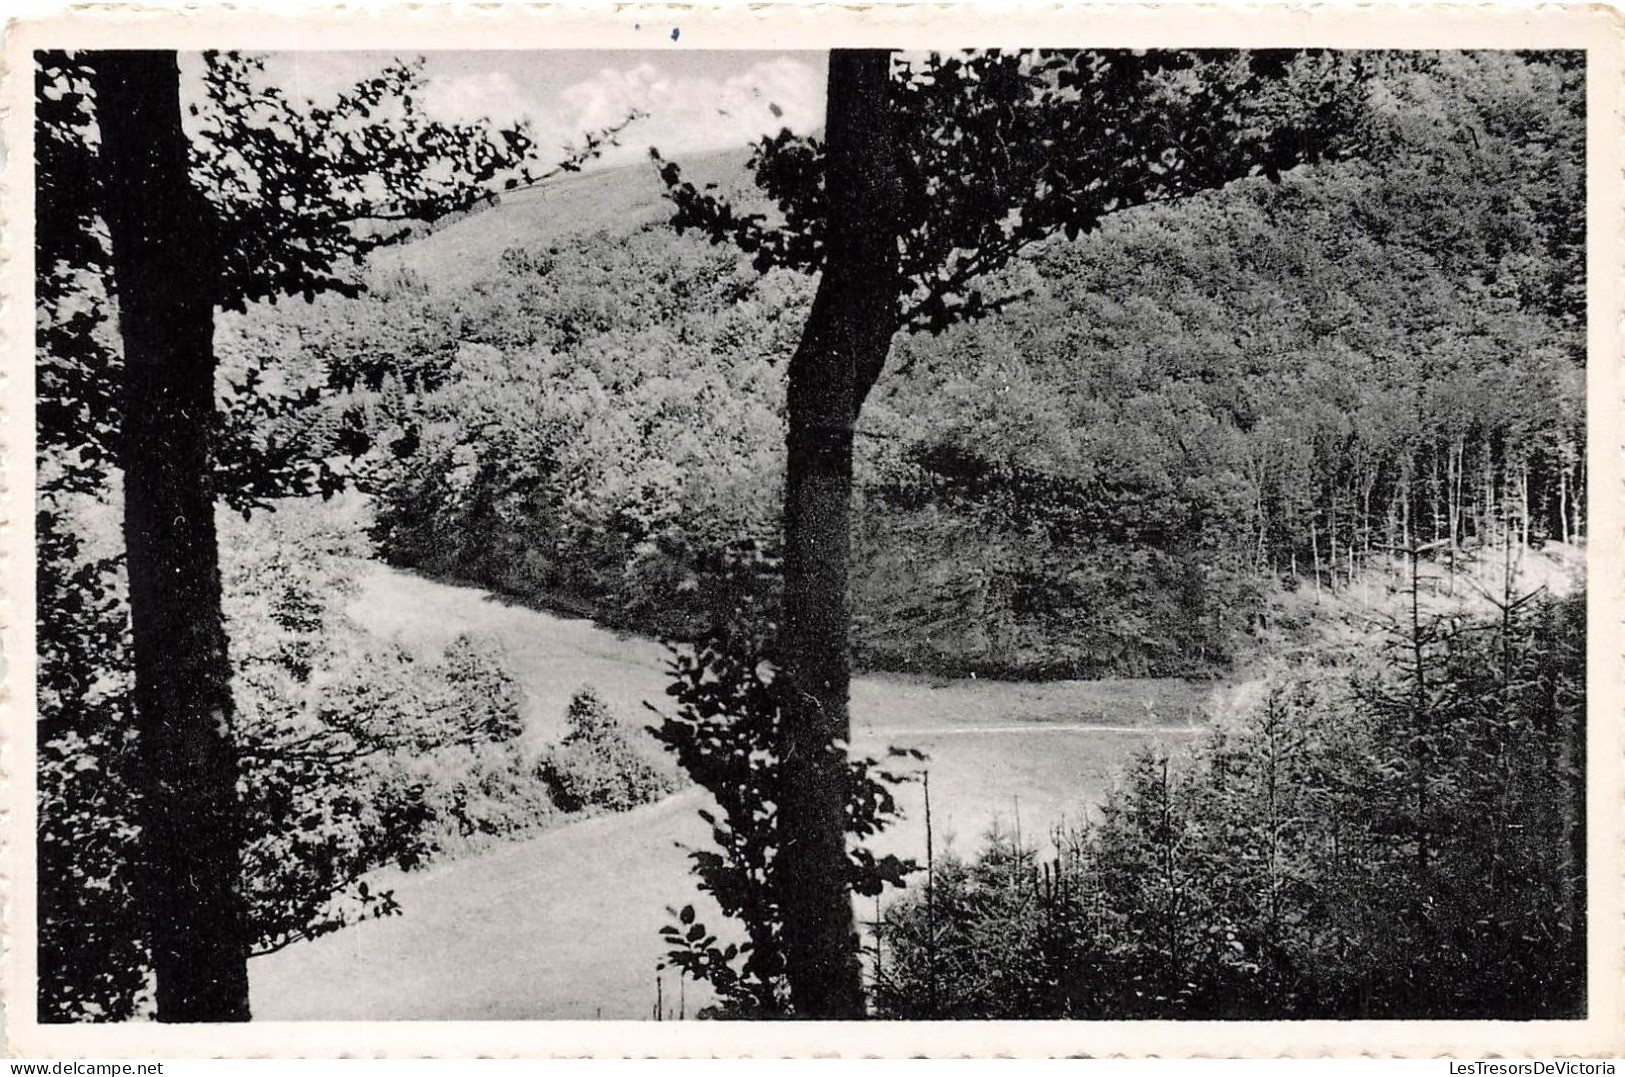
<box><xmin>249</xmin><ymin>563</ymin><xmax>1204</xmax><ymax>1020</ymax></box>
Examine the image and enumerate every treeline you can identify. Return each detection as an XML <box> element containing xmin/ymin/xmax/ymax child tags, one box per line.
<box><xmin>254</xmin><ymin>51</ymin><xmax>1582</xmax><ymax>680</ymax></box>
<box><xmin>872</xmin><ymin>571</ymin><xmax>1586</xmax><ymax>1019</ymax></box>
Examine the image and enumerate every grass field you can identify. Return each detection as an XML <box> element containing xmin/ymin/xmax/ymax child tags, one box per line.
<box><xmin>248</xmin><ymin>563</ymin><xmax>1208</xmax><ymax>1021</ymax></box>
<box><xmin>342</xmin><ymin>561</ymin><xmax>675</xmax><ymax>750</ymax></box>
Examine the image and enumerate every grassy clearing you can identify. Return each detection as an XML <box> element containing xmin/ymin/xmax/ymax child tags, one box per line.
<box><xmin>251</xmin><ymin>788</ymin><xmax>720</xmax><ymax>1020</ymax></box>
<box><xmin>370</xmin><ymin>151</ymin><xmax>751</xmax><ymax>292</ymax></box>
<box><xmin>344</xmin><ymin>560</ymin><xmax>674</xmax><ymax>750</ymax></box>
<box><xmin>248</xmin><ymin>563</ymin><xmax>1206</xmax><ymax>1020</ymax></box>
<box><xmin>248</xmin><ymin>725</ymin><xmax>1190</xmax><ymax>1021</ymax></box>
<box><xmin>857</xmin><ymin>724</ymin><xmax>1201</xmax><ymax>869</ymax></box>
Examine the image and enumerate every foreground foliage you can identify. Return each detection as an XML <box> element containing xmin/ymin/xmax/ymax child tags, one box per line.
<box><xmin>36</xmin><ymin>46</ymin><xmax>635</xmax><ymax>1020</ymax></box>
<box><xmin>873</xmin><ymin>568</ymin><xmax>1585</xmax><ymax>1019</ymax></box>
<box><xmin>648</xmin><ymin>630</ymin><xmax>920</xmax><ymax>1016</ymax></box>
<box><xmin>37</xmin><ymin>499</ymin><xmax>669</xmax><ymax>1020</ymax></box>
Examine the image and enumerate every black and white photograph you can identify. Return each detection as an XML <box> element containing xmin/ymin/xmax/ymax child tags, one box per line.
<box><xmin>6</xmin><ymin>3</ymin><xmax>1621</xmax><ymax>1058</ymax></box>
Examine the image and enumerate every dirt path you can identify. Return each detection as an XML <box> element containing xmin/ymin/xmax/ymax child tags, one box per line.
<box><xmin>249</xmin><ymin>563</ymin><xmax>1206</xmax><ymax>1021</ymax></box>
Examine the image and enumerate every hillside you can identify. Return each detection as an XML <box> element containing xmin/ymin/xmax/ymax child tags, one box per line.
<box><xmin>369</xmin><ymin>148</ymin><xmax>755</xmax><ymax>290</ymax></box>
<box><xmin>249</xmin><ymin>561</ymin><xmax>1203</xmax><ymax>1020</ymax></box>
<box><xmin>246</xmin><ymin>48</ymin><xmax>1582</xmax><ymax>684</ymax></box>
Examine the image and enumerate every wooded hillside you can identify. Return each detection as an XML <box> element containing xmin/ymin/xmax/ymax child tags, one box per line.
<box><xmin>246</xmin><ymin>51</ymin><xmax>1582</xmax><ymax>679</ymax></box>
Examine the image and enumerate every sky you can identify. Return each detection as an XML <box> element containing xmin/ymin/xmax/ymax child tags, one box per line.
<box><xmin>250</xmin><ymin>50</ymin><xmax>829</xmax><ymax>169</ymax></box>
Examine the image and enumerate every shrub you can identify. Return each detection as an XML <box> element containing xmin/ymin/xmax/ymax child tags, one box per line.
<box><xmin>386</xmin><ymin>743</ymin><xmax>559</xmax><ymax>862</ymax></box>
<box><xmin>538</xmin><ymin>688</ymin><xmax>676</xmax><ymax>814</ymax></box>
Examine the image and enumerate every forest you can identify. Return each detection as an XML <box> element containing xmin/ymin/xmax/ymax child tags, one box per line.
<box><xmin>36</xmin><ymin>47</ymin><xmax>1585</xmax><ymax>1023</ymax></box>
<box><xmin>278</xmin><ymin>51</ymin><xmax>1584</xmax><ymax>683</ymax></box>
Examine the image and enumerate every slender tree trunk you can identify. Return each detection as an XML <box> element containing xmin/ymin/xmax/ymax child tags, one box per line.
<box><xmin>776</xmin><ymin>49</ymin><xmax>901</xmax><ymax>1019</ymax></box>
<box><xmin>1430</xmin><ymin>444</ymin><xmax>1444</xmax><ymax>544</ymax></box>
<box><xmin>1327</xmin><ymin>493</ymin><xmax>1338</xmax><ymax>589</ymax></box>
<box><xmin>1309</xmin><ymin>518</ymin><xmax>1322</xmax><ymax>596</ymax></box>
<box><xmin>1519</xmin><ymin>457</ymin><xmax>1530</xmax><ymax>548</ymax></box>
<box><xmin>1361</xmin><ymin>470</ymin><xmax>1373</xmax><ymax>560</ymax></box>
<box><xmin>1399</xmin><ymin>470</ymin><xmax>1411</xmax><ymax>552</ymax></box>
<box><xmin>1252</xmin><ymin>457</ymin><xmax>1268</xmax><ymax>571</ymax></box>
<box><xmin>1574</xmin><ymin>452</ymin><xmax>1585</xmax><ymax>540</ymax></box>
<box><xmin>1553</xmin><ymin>458</ymin><xmax>1566</xmax><ymax>549</ymax></box>
<box><xmin>1456</xmin><ymin>444</ymin><xmax>1468</xmax><ymax>544</ymax></box>
<box><xmin>93</xmin><ymin>51</ymin><xmax>251</xmax><ymax>1022</ymax></box>
<box><xmin>1446</xmin><ymin>438</ymin><xmax>1460</xmax><ymax>589</ymax></box>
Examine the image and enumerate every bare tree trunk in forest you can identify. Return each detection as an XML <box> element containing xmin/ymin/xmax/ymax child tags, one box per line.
<box><xmin>1361</xmin><ymin>472</ymin><xmax>1373</xmax><ymax>560</ymax></box>
<box><xmin>1327</xmin><ymin>494</ymin><xmax>1338</xmax><ymax>590</ymax></box>
<box><xmin>777</xmin><ymin>49</ymin><xmax>901</xmax><ymax>1019</ymax></box>
<box><xmin>1309</xmin><ymin>518</ymin><xmax>1322</xmax><ymax>597</ymax></box>
<box><xmin>1558</xmin><ymin>459</ymin><xmax>1570</xmax><ymax>545</ymax></box>
<box><xmin>1446</xmin><ymin>439</ymin><xmax>1461</xmax><ymax>589</ymax></box>
<box><xmin>1457</xmin><ymin>447</ymin><xmax>1468</xmax><ymax>544</ymax></box>
<box><xmin>1399</xmin><ymin>470</ymin><xmax>1411</xmax><ymax>553</ymax></box>
<box><xmin>1519</xmin><ymin>458</ymin><xmax>1530</xmax><ymax>548</ymax></box>
<box><xmin>1251</xmin><ymin>456</ymin><xmax>1268</xmax><ymax>571</ymax></box>
<box><xmin>93</xmin><ymin>51</ymin><xmax>251</xmax><ymax>1022</ymax></box>
<box><xmin>1574</xmin><ymin>454</ymin><xmax>1585</xmax><ymax>540</ymax></box>
<box><xmin>1429</xmin><ymin>445</ymin><xmax>1443</xmax><ymax>544</ymax></box>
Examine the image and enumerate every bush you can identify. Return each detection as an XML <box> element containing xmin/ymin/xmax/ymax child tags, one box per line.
<box><xmin>538</xmin><ymin>688</ymin><xmax>676</xmax><ymax>814</ymax></box>
<box><xmin>385</xmin><ymin>743</ymin><xmax>560</xmax><ymax>862</ymax></box>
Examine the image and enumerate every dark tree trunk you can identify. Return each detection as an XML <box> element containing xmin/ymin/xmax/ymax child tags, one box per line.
<box><xmin>92</xmin><ymin>51</ymin><xmax>251</xmax><ymax>1023</ymax></box>
<box><xmin>776</xmin><ymin>49</ymin><xmax>901</xmax><ymax>1019</ymax></box>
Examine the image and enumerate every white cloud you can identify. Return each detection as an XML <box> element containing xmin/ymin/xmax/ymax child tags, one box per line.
<box><xmin>184</xmin><ymin>51</ymin><xmax>823</xmax><ymax>176</ymax></box>
<box><xmin>421</xmin><ymin>71</ymin><xmax>540</xmax><ymax>127</ymax></box>
<box><xmin>543</xmin><ymin>56</ymin><xmax>823</xmax><ymax>166</ymax></box>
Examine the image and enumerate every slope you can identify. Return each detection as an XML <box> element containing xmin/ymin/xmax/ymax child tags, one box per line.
<box><xmin>247</xmin><ymin>563</ymin><xmax>1204</xmax><ymax>1020</ymax></box>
